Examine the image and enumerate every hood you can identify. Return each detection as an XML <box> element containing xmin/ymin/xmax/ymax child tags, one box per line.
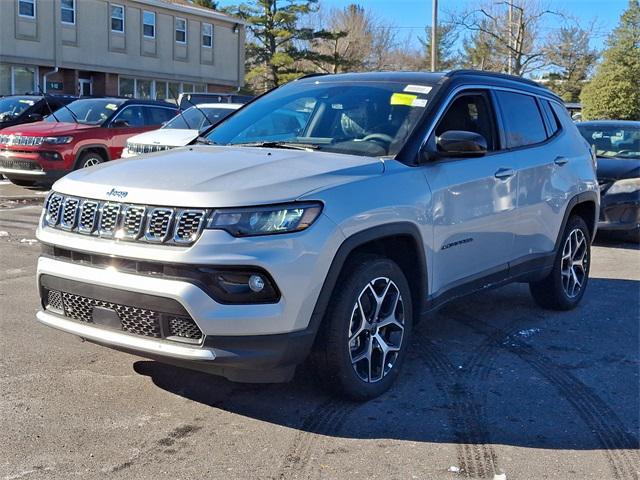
<box><xmin>0</xmin><ymin>121</ymin><xmax>96</xmax><ymax>136</ymax></box>
<box><xmin>596</xmin><ymin>157</ymin><xmax>640</xmax><ymax>181</ymax></box>
<box><xmin>127</xmin><ymin>128</ymin><xmax>199</xmax><ymax>147</ymax></box>
<box><xmin>54</xmin><ymin>145</ymin><xmax>384</xmax><ymax>207</ymax></box>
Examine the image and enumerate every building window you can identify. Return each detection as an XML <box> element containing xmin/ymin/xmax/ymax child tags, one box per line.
<box><xmin>175</xmin><ymin>17</ymin><xmax>187</xmax><ymax>44</ymax></box>
<box><xmin>202</xmin><ymin>23</ymin><xmax>213</xmax><ymax>48</ymax></box>
<box><xmin>155</xmin><ymin>82</ymin><xmax>168</xmax><ymax>100</ymax></box>
<box><xmin>0</xmin><ymin>65</ymin><xmax>38</xmax><ymax>95</ymax></box>
<box><xmin>18</xmin><ymin>0</ymin><xmax>36</xmax><ymax>18</ymax></box>
<box><xmin>111</xmin><ymin>4</ymin><xmax>124</xmax><ymax>32</ymax></box>
<box><xmin>143</xmin><ymin>11</ymin><xmax>155</xmax><ymax>38</ymax></box>
<box><xmin>60</xmin><ymin>0</ymin><xmax>75</xmax><ymax>24</ymax></box>
<box><xmin>136</xmin><ymin>79</ymin><xmax>152</xmax><ymax>99</ymax></box>
<box><xmin>168</xmin><ymin>82</ymin><xmax>181</xmax><ymax>98</ymax></box>
<box><xmin>119</xmin><ymin>77</ymin><xmax>135</xmax><ymax>98</ymax></box>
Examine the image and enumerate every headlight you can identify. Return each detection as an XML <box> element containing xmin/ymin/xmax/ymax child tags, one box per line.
<box><xmin>206</xmin><ymin>202</ymin><xmax>323</xmax><ymax>237</ymax></box>
<box><xmin>606</xmin><ymin>178</ymin><xmax>640</xmax><ymax>195</ymax></box>
<box><xmin>43</xmin><ymin>136</ymin><xmax>73</xmax><ymax>145</ymax></box>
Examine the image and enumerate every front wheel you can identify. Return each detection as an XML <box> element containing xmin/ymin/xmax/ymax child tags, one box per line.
<box><xmin>529</xmin><ymin>215</ymin><xmax>591</xmax><ymax>310</ymax></box>
<box><xmin>76</xmin><ymin>151</ymin><xmax>104</xmax><ymax>169</ymax></box>
<box><xmin>312</xmin><ymin>255</ymin><xmax>413</xmax><ymax>401</ymax></box>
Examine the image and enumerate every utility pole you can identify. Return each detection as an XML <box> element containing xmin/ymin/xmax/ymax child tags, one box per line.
<box><xmin>431</xmin><ymin>0</ymin><xmax>438</xmax><ymax>71</ymax></box>
<box><xmin>507</xmin><ymin>1</ymin><xmax>513</xmax><ymax>75</ymax></box>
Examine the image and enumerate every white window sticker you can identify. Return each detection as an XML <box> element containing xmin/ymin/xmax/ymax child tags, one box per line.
<box><xmin>105</xmin><ymin>103</ymin><xmax>118</xmax><ymax>111</ymax></box>
<box><xmin>403</xmin><ymin>85</ymin><xmax>432</xmax><ymax>95</ymax></box>
<box><xmin>411</xmin><ymin>98</ymin><xmax>428</xmax><ymax>108</ymax></box>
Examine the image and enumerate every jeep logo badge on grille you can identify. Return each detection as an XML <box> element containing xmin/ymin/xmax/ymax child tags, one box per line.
<box><xmin>106</xmin><ymin>188</ymin><xmax>128</xmax><ymax>199</ymax></box>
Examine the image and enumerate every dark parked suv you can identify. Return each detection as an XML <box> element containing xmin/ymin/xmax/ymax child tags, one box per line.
<box><xmin>0</xmin><ymin>97</ymin><xmax>177</xmax><ymax>186</ymax></box>
<box><xmin>36</xmin><ymin>71</ymin><xmax>598</xmax><ymax>399</ymax></box>
<box><xmin>0</xmin><ymin>94</ymin><xmax>76</xmax><ymax>130</ymax></box>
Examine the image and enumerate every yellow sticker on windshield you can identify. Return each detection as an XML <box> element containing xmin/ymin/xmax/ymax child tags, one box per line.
<box><xmin>390</xmin><ymin>93</ymin><xmax>417</xmax><ymax>106</ymax></box>
<box><xmin>19</xmin><ymin>99</ymin><xmax>35</xmax><ymax>105</ymax></box>
<box><xmin>105</xmin><ymin>103</ymin><xmax>118</xmax><ymax>110</ymax></box>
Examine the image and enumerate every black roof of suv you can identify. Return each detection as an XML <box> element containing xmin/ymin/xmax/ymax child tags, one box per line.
<box><xmin>0</xmin><ymin>94</ymin><xmax>77</xmax><ymax>130</ymax></box>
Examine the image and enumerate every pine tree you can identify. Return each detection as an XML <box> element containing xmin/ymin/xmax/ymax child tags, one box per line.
<box><xmin>233</xmin><ymin>0</ymin><xmax>321</xmax><ymax>92</ymax></box>
<box><xmin>580</xmin><ymin>0</ymin><xmax>640</xmax><ymax>120</ymax></box>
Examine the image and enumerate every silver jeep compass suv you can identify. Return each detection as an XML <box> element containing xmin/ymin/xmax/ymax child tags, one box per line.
<box><xmin>36</xmin><ymin>71</ymin><xmax>599</xmax><ymax>400</ymax></box>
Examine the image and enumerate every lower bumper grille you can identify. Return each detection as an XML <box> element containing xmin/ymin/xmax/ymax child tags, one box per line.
<box><xmin>0</xmin><ymin>157</ymin><xmax>43</xmax><ymax>171</ymax></box>
<box><xmin>44</xmin><ymin>288</ymin><xmax>203</xmax><ymax>342</ymax></box>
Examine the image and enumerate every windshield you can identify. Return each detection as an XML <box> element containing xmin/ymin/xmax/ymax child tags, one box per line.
<box><xmin>46</xmin><ymin>98</ymin><xmax>124</xmax><ymax>125</ymax></box>
<box><xmin>0</xmin><ymin>96</ymin><xmax>38</xmax><ymax>120</ymax></box>
<box><xmin>578</xmin><ymin>124</ymin><xmax>640</xmax><ymax>159</ymax></box>
<box><xmin>164</xmin><ymin>106</ymin><xmax>237</xmax><ymax>130</ymax></box>
<box><xmin>206</xmin><ymin>80</ymin><xmax>435</xmax><ymax>157</ymax></box>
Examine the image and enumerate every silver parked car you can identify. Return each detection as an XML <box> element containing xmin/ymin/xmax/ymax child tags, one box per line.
<box><xmin>35</xmin><ymin>71</ymin><xmax>599</xmax><ymax>400</ymax></box>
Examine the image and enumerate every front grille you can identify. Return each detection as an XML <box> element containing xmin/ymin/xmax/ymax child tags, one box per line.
<box><xmin>45</xmin><ymin>289</ymin><xmax>202</xmax><ymax>341</ymax></box>
<box><xmin>60</xmin><ymin>198</ymin><xmax>80</xmax><ymax>230</ymax></box>
<box><xmin>145</xmin><ymin>208</ymin><xmax>174</xmax><ymax>242</ymax></box>
<box><xmin>121</xmin><ymin>205</ymin><xmax>146</xmax><ymax>239</ymax></box>
<box><xmin>0</xmin><ymin>157</ymin><xmax>43</xmax><ymax>171</ymax></box>
<box><xmin>45</xmin><ymin>194</ymin><xmax>64</xmax><ymax>225</ymax></box>
<box><xmin>127</xmin><ymin>143</ymin><xmax>174</xmax><ymax>155</ymax></box>
<box><xmin>43</xmin><ymin>193</ymin><xmax>206</xmax><ymax>246</ymax></box>
<box><xmin>0</xmin><ymin>134</ymin><xmax>45</xmax><ymax>146</ymax></box>
<box><xmin>98</xmin><ymin>203</ymin><xmax>121</xmax><ymax>237</ymax></box>
<box><xmin>78</xmin><ymin>200</ymin><xmax>99</xmax><ymax>233</ymax></box>
<box><xmin>174</xmin><ymin>210</ymin><xmax>206</xmax><ymax>243</ymax></box>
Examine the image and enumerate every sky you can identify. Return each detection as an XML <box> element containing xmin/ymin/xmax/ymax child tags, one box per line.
<box><xmin>217</xmin><ymin>0</ymin><xmax>629</xmax><ymax>53</ymax></box>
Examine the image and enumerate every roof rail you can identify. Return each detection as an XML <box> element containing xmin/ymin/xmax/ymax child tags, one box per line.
<box><xmin>295</xmin><ymin>73</ymin><xmax>329</xmax><ymax>81</ymax></box>
<box><xmin>446</xmin><ymin>69</ymin><xmax>542</xmax><ymax>88</ymax></box>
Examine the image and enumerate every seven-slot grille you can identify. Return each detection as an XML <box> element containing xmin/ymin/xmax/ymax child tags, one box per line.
<box><xmin>127</xmin><ymin>143</ymin><xmax>173</xmax><ymax>155</ymax></box>
<box><xmin>0</xmin><ymin>134</ymin><xmax>45</xmax><ymax>146</ymax></box>
<box><xmin>44</xmin><ymin>289</ymin><xmax>203</xmax><ymax>341</ymax></box>
<box><xmin>44</xmin><ymin>193</ymin><xmax>207</xmax><ymax>246</ymax></box>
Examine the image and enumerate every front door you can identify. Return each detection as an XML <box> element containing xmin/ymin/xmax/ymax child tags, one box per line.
<box><xmin>422</xmin><ymin>90</ymin><xmax>518</xmax><ymax>296</ymax></box>
<box><xmin>79</xmin><ymin>79</ymin><xmax>92</xmax><ymax>96</ymax></box>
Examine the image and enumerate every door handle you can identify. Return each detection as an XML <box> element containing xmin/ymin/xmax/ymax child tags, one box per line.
<box><xmin>494</xmin><ymin>168</ymin><xmax>515</xmax><ymax>180</ymax></box>
<box><xmin>554</xmin><ymin>156</ymin><xmax>569</xmax><ymax>166</ymax></box>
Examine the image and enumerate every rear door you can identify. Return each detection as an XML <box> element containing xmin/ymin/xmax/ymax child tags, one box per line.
<box><xmin>493</xmin><ymin>90</ymin><xmax>571</xmax><ymax>264</ymax></box>
<box><xmin>422</xmin><ymin>90</ymin><xmax>518</xmax><ymax>296</ymax></box>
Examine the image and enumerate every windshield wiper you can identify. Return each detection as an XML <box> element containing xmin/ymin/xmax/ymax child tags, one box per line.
<box><xmin>196</xmin><ymin>136</ymin><xmax>217</xmax><ymax>145</ymax></box>
<box><xmin>232</xmin><ymin>141</ymin><xmax>319</xmax><ymax>151</ymax></box>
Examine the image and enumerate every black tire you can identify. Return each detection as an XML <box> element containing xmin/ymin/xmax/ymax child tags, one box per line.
<box><xmin>529</xmin><ymin>215</ymin><xmax>591</xmax><ymax>310</ymax></box>
<box><xmin>76</xmin><ymin>151</ymin><xmax>104</xmax><ymax>170</ymax></box>
<box><xmin>8</xmin><ymin>179</ymin><xmax>37</xmax><ymax>187</ymax></box>
<box><xmin>312</xmin><ymin>254</ymin><xmax>413</xmax><ymax>401</ymax></box>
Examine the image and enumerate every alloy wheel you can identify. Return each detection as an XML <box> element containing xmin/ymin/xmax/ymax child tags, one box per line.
<box><xmin>83</xmin><ymin>157</ymin><xmax>101</xmax><ymax>168</ymax></box>
<box><xmin>348</xmin><ymin>277</ymin><xmax>405</xmax><ymax>383</ymax></box>
<box><xmin>561</xmin><ymin>228</ymin><xmax>588</xmax><ymax>298</ymax></box>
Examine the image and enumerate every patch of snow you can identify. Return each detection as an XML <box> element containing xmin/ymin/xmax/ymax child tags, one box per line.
<box><xmin>448</xmin><ymin>466</ymin><xmax>461</xmax><ymax>473</ymax></box>
<box><xmin>19</xmin><ymin>238</ymin><xmax>38</xmax><ymax>245</ymax></box>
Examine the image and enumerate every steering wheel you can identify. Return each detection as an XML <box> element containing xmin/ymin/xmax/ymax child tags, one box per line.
<box><xmin>362</xmin><ymin>133</ymin><xmax>394</xmax><ymax>148</ymax></box>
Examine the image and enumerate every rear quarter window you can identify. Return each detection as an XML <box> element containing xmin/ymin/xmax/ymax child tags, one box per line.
<box><xmin>495</xmin><ymin>90</ymin><xmax>547</xmax><ymax>148</ymax></box>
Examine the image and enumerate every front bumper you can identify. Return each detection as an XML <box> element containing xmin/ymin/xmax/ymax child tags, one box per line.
<box><xmin>598</xmin><ymin>191</ymin><xmax>640</xmax><ymax>232</ymax></box>
<box><xmin>35</xmin><ymin>213</ymin><xmax>342</xmax><ymax>381</ymax></box>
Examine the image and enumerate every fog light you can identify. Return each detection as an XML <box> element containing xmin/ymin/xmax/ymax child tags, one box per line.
<box><xmin>248</xmin><ymin>274</ymin><xmax>265</xmax><ymax>292</ymax></box>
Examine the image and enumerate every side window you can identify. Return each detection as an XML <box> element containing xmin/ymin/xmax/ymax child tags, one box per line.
<box><xmin>115</xmin><ymin>106</ymin><xmax>145</xmax><ymax>127</ymax></box>
<box><xmin>540</xmin><ymin>100</ymin><xmax>561</xmax><ymax>137</ymax></box>
<box><xmin>434</xmin><ymin>93</ymin><xmax>497</xmax><ymax>151</ymax></box>
<box><xmin>495</xmin><ymin>91</ymin><xmax>547</xmax><ymax>148</ymax></box>
<box><xmin>144</xmin><ymin>107</ymin><xmax>176</xmax><ymax>125</ymax></box>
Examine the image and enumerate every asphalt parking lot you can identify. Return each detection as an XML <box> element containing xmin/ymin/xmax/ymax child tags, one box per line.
<box><xmin>0</xmin><ymin>180</ymin><xmax>638</xmax><ymax>480</ymax></box>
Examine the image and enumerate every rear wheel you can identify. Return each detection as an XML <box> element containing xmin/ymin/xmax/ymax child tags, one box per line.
<box><xmin>529</xmin><ymin>215</ymin><xmax>591</xmax><ymax>310</ymax></box>
<box><xmin>312</xmin><ymin>255</ymin><xmax>413</xmax><ymax>400</ymax></box>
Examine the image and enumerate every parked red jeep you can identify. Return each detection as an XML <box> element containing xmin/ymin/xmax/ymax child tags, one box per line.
<box><xmin>0</xmin><ymin>97</ymin><xmax>178</xmax><ymax>186</ymax></box>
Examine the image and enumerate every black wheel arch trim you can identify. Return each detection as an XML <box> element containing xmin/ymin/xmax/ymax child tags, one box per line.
<box><xmin>75</xmin><ymin>144</ymin><xmax>111</xmax><ymax>166</ymax></box>
<box><xmin>556</xmin><ymin>190</ymin><xmax>599</xmax><ymax>248</ymax></box>
<box><xmin>309</xmin><ymin>222</ymin><xmax>428</xmax><ymax>336</ymax></box>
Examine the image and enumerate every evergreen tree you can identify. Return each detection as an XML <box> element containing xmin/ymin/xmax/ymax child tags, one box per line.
<box><xmin>580</xmin><ymin>0</ymin><xmax>640</xmax><ymax>120</ymax></box>
<box><xmin>233</xmin><ymin>0</ymin><xmax>322</xmax><ymax>93</ymax></box>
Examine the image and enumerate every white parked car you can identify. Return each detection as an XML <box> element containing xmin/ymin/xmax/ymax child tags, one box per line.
<box><xmin>120</xmin><ymin>103</ymin><xmax>242</xmax><ymax>158</ymax></box>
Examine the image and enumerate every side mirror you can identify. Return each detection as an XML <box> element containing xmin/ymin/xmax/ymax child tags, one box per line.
<box><xmin>28</xmin><ymin>113</ymin><xmax>43</xmax><ymax>122</ymax></box>
<box><xmin>111</xmin><ymin>119</ymin><xmax>130</xmax><ymax>128</ymax></box>
<box><xmin>436</xmin><ymin>130</ymin><xmax>488</xmax><ymax>158</ymax></box>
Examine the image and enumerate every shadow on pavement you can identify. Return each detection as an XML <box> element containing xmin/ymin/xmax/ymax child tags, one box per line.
<box><xmin>133</xmin><ymin>277</ymin><xmax>639</xmax><ymax>474</ymax></box>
